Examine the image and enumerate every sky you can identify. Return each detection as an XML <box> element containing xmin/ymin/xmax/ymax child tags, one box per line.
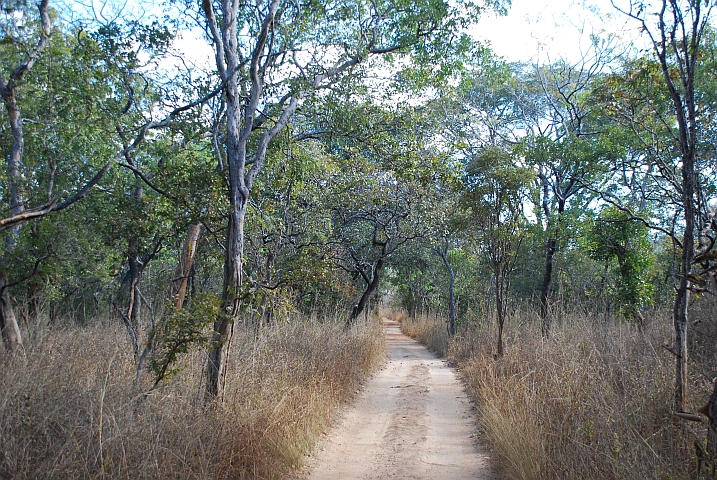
<box><xmin>88</xmin><ymin>0</ymin><xmax>649</xmax><ymax>72</ymax></box>
<box><xmin>471</xmin><ymin>0</ymin><xmax>643</xmax><ymax>63</ymax></box>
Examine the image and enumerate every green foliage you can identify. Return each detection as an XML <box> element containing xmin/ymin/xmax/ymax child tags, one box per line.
<box><xmin>149</xmin><ymin>294</ymin><xmax>218</xmax><ymax>387</ymax></box>
<box><xmin>463</xmin><ymin>146</ymin><xmax>534</xmax><ymax>248</ymax></box>
<box><xmin>585</xmin><ymin>207</ymin><xmax>655</xmax><ymax>319</ymax></box>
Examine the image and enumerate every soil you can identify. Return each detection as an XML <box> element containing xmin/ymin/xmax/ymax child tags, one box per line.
<box><xmin>301</xmin><ymin>319</ymin><xmax>494</xmax><ymax>479</ymax></box>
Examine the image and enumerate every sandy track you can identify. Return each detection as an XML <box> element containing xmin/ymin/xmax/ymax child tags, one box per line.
<box><xmin>302</xmin><ymin>320</ymin><xmax>494</xmax><ymax>479</ymax></box>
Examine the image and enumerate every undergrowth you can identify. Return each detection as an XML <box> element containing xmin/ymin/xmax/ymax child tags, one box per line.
<box><xmin>0</xmin><ymin>315</ymin><xmax>385</xmax><ymax>479</ymax></box>
<box><xmin>402</xmin><ymin>301</ymin><xmax>717</xmax><ymax>480</ymax></box>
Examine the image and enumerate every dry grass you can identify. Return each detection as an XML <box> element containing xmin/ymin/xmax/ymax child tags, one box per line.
<box><xmin>399</xmin><ymin>314</ymin><xmax>449</xmax><ymax>357</ymax></box>
<box><xmin>0</xmin><ymin>315</ymin><xmax>385</xmax><ymax>479</ymax></box>
<box><xmin>402</xmin><ymin>305</ymin><xmax>717</xmax><ymax>479</ymax></box>
<box><xmin>388</xmin><ymin>310</ymin><xmax>408</xmax><ymax>324</ymax></box>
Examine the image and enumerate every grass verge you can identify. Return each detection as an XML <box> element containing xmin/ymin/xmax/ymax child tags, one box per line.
<box><xmin>0</xmin><ymin>316</ymin><xmax>385</xmax><ymax>479</ymax></box>
<box><xmin>402</xmin><ymin>306</ymin><xmax>715</xmax><ymax>479</ymax></box>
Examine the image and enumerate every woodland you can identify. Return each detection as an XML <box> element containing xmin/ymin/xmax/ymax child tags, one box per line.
<box><xmin>1</xmin><ymin>0</ymin><xmax>717</xmax><ymax>478</ymax></box>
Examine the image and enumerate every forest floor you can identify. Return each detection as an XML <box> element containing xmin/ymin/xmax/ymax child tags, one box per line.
<box><xmin>300</xmin><ymin>319</ymin><xmax>494</xmax><ymax>480</ymax></box>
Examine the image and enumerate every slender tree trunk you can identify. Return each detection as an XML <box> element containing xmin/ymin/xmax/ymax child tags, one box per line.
<box><xmin>0</xmin><ymin>76</ymin><xmax>27</xmax><ymax>353</ymax></box>
<box><xmin>539</xmin><ymin>237</ymin><xmax>556</xmax><ymax>336</ymax></box>
<box><xmin>437</xmin><ymin>244</ymin><xmax>456</xmax><ymax>337</ymax></box>
<box><xmin>135</xmin><ymin>226</ymin><xmax>200</xmax><ymax>383</ymax></box>
<box><xmin>171</xmin><ymin>223</ymin><xmax>202</xmax><ymax>309</ymax></box>
<box><xmin>673</xmin><ymin>151</ymin><xmax>695</xmax><ymax>412</ymax></box>
<box><xmin>122</xmin><ymin>184</ymin><xmax>146</xmax><ymax>358</ymax></box>
<box><xmin>348</xmin><ymin>258</ymin><xmax>384</xmax><ymax>327</ymax></box>
<box><xmin>632</xmin><ymin>0</ymin><xmax>707</xmax><ymax>415</ymax></box>
<box><xmin>446</xmin><ymin>265</ymin><xmax>456</xmax><ymax>337</ymax></box>
<box><xmin>207</xmin><ymin>199</ymin><xmax>246</xmax><ymax>398</ymax></box>
<box><xmin>496</xmin><ymin>291</ymin><xmax>504</xmax><ymax>357</ymax></box>
<box><xmin>495</xmin><ymin>270</ymin><xmax>506</xmax><ymax>358</ymax></box>
<box><xmin>0</xmin><ymin>0</ymin><xmax>50</xmax><ymax>353</ymax></box>
<box><xmin>0</xmin><ymin>274</ymin><xmax>22</xmax><ymax>352</ymax></box>
<box><xmin>123</xmin><ymin>240</ymin><xmax>142</xmax><ymax>357</ymax></box>
<box><xmin>540</xmin><ymin>200</ymin><xmax>565</xmax><ymax>337</ymax></box>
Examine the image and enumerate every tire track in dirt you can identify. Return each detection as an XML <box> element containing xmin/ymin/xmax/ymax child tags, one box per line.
<box><xmin>301</xmin><ymin>320</ymin><xmax>494</xmax><ymax>479</ymax></box>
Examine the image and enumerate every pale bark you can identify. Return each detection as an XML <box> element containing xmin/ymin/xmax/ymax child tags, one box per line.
<box><xmin>125</xmin><ymin>240</ymin><xmax>142</xmax><ymax>356</ymax></box>
<box><xmin>0</xmin><ymin>0</ymin><xmax>51</xmax><ymax>352</ymax></box>
<box><xmin>203</xmin><ymin>0</ymin><xmax>298</xmax><ymax>399</ymax></box>
<box><xmin>200</xmin><ymin>0</ymin><xmax>434</xmax><ymax>397</ymax></box>
<box><xmin>207</xmin><ymin>202</ymin><xmax>246</xmax><ymax>398</ymax></box>
<box><xmin>0</xmin><ymin>275</ymin><xmax>22</xmax><ymax>352</ymax></box>
<box><xmin>171</xmin><ymin>224</ymin><xmax>202</xmax><ymax>309</ymax></box>
<box><xmin>135</xmin><ymin>225</ymin><xmax>200</xmax><ymax>383</ymax></box>
<box><xmin>0</xmin><ymin>85</ymin><xmax>25</xmax><ymax>351</ymax></box>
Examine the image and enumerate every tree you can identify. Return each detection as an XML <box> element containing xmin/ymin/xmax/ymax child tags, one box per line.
<box><xmin>463</xmin><ymin>146</ymin><xmax>533</xmax><ymax>357</ymax></box>
<box><xmin>449</xmin><ymin>48</ymin><xmax>617</xmax><ymax>335</ymax></box>
<box><xmin>612</xmin><ymin>0</ymin><xmax>715</xmax><ymax>412</ymax></box>
<box><xmin>522</xmin><ymin>47</ymin><xmax>621</xmax><ymax>336</ymax></box>
<box><xmin>196</xmin><ymin>0</ymin><xmax>500</xmax><ymax>397</ymax></box>
<box><xmin>435</xmin><ymin>239</ymin><xmax>457</xmax><ymax>336</ymax></box>
<box><xmin>0</xmin><ymin>3</ymin><xmax>213</xmax><ymax>353</ymax></box>
<box><xmin>0</xmin><ymin>0</ymin><xmax>52</xmax><ymax>351</ymax></box>
<box><xmin>332</xmin><ymin>151</ymin><xmax>435</xmax><ymax>326</ymax></box>
<box><xmin>586</xmin><ymin>206</ymin><xmax>655</xmax><ymax>324</ymax></box>
<box><xmin>242</xmin><ymin>137</ymin><xmax>339</xmax><ymax>324</ymax></box>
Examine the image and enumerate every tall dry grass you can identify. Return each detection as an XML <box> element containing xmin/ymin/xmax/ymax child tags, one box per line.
<box><xmin>402</xmin><ymin>304</ymin><xmax>716</xmax><ymax>479</ymax></box>
<box><xmin>0</xmin><ymin>315</ymin><xmax>385</xmax><ymax>479</ymax></box>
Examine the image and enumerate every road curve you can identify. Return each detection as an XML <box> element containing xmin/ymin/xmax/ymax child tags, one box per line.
<box><xmin>302</xmin><ymin>320</ymin><xmax>494</xmax><ymax>479</ymax></box>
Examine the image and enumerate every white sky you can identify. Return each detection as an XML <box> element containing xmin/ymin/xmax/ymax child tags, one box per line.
<box><xmin>135</xmin><ymin>0</ymin><xmax>649</xmax><ymax>74</ymax></box>
<box><xmin>471</xmin><ymin>0</ymin><xmax>644</xmax><ymax>63</ymax></box>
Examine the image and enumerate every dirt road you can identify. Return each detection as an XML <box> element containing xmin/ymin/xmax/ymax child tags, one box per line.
<box><xmin>302</xmin><ymin>320</ymin><xmax>494</xmax><ymax>479</ymax></box>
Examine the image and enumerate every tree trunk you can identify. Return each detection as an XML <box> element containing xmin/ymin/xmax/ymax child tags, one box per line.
<box><xmin>202</xmin><ymin>0</ymin><xmax>297</xmax><ymax>400</ymax></box>
<box><xmin>124</xmin><ymin>240</ymin><xmax>142</xmax><ymax>357</ymax></box>
<box><xmin>673</xmin><ymin>153</ymin><xmax>695</xmax><ymax>412</ymax></box>
<box><xmin>171</xmin><ymin>223</ymin><xmax>202</xmax><ymax>309</ymax></box>
<box><xmin>0</xmin><ymin>0</ymin><xmax>50</xmax><ymax>354</ymax></box>
<box><xmin>495</xmin><ymin>270</ymin><xmax>506</xmax><ymax>358</ymax></box>
<box><xmin>206</xmin><ymin>199</ymin><xmax>246</xmax><ymax>399</ymax></box>
<box><xmin>348</xmin><ymin>258</ymin><xmax>384</xmax><ymax>327</ymax></box>
<box><xmin>540</xmin><ymin>199</ymin><xmax>565</xmax><ymax>338</ymax></box>
<box><xmin>122</xmin><ymin>184</ymin><xmax>146</xmax><ymax>358</ymax></box>
<box><xmin>539</xmin><ymin>236</ymin><xmax>556</xmax><ymax>336</ymax></box>
<box><xmin>437</xmin><ymin>245</ymin><xmax>456</xmax><ymax>337</ymax></box>
<box><xmin>0</xmin><ymin>274</ymin><xmax>22</xmax><ymax>352</ymax></box>
<box><xmin>0</xmin><ymin>68</ymin><xmax>27</xmax><ymax>354</ymax></box>
<box><xmin>26</xmin><ymin>270</ymin><xmax>40</xmax><ymax>322</ymax></box>
<box><xmin>447</xmin><ymin>266</ymin><xmax>456</xmax><ymax>337</ymax></box>
<box><xmin>496</xmin><ymin>316</ymin><xmax>504</xmax><ymax>358</ymax></box>
<box><xmin>205</xmin><ymin>54</ymin><xmax>250</xmax><ymax>397</ymax></box>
